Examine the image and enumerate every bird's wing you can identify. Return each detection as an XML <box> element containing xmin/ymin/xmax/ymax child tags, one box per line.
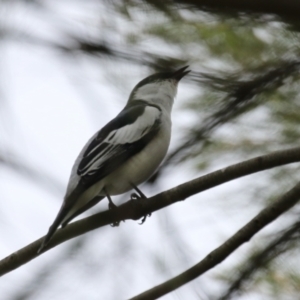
<box><xmin>60</xmin><ymin>104</ymin><xmax>161</xmax><ymax>226</ymax></box>
<box><xmin>77</xmin><ymin>103</ymin><xmax>162</xmax><ymax>188</ymax></box>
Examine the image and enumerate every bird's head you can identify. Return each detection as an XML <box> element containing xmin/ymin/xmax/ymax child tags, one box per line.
<box><xmin>127</xmin><ymin>66</ymin><xmax>190</xmax><ymax>111</ymax></box>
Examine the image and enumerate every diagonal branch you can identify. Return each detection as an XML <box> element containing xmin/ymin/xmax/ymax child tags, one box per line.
<box><xmin>170</xmin><ymin>0</ymin><xmax>300</xmax><ymax>21</ymax></box>
<box><xmin>219</xmin><ymin>219</ymin><xmax>300</xmax><ymax>300</ymax></box>
<box><xmin>129</xmin><ymin>182</ymin><xmax>300</xmax><ymax>300</ymax></box>
<box><xmin>1</xmin><ymin>146</ymin><xmax>300</xmax><ymax>276</ymax></box>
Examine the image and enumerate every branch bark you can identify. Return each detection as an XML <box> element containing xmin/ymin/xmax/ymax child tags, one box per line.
<box><xmin>129</xmin><ymin>182</ymin><xmax>300</xmax><ymax>300</ymax></box>
<box><xmin>1</xmin><ymin>146</ymin><xmax>300</xmax><ymax>276</ymax></box>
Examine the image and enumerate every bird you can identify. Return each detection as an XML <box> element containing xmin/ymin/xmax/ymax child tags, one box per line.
<box><xmin>38</xmin><ymin>66</ymin><xmax>190</xmax><ymax>253</ymax></box>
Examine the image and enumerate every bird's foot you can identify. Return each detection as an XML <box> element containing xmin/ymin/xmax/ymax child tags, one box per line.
<box><xmin>110</xmin><ymin>221</ymin><xmax>120</xmax><ymax>227</ymax></box>
<box><xmin>131</xmin><ymin>192</ymin><xmax>142</xmax><ymax>200</ymax></box>
<box><xmin>104</xmin><ymin>188</ymin><xmax>117</xmax><ymax>211</ymax></box>
<box><xmin>139</xmin><ymin>212</ymin><xmax>152</xmax><ymax>225</ymax></box>
<box><xmin>106</xmin><ymin>197</ymin><xmax>121</xmax><ymax>227</ymax></box>
<box><xmin>130</xmin><ymin>192</ymin><xmax>150</xmax><ymax>225</ymax></box>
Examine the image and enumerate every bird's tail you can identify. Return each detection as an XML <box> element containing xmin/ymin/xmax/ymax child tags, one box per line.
<box><xmin>37</xmin><ymin>205</ymin><xmax>67</xmax><ymax>254</ymax></box>
<box><xmin>37</xmin><ymin>184</ymin><xmax>85</xmax><ymax>254</ymax></box>
<box><xmin>61</xmin><ymin>195</ymin><xmax>105</xmax><ymax>228</ymax></box>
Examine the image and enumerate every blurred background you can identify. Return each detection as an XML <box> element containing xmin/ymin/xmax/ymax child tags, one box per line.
<box><xmin>1</xmin><ymin>1</ymin><xmax>300</xmax><ymax>299</ymax></box>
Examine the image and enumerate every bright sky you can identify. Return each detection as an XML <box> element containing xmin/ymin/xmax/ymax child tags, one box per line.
<box><xmin>0</xmin><ymin>2</ymin><xmax>291</xmax><ymax>300</ymax></box>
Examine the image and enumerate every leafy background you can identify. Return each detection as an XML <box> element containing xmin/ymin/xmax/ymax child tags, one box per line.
<box><xmin>1</xmin><ymin>1</ymin><xmax>300</xmax><ymax>299</ymax></box>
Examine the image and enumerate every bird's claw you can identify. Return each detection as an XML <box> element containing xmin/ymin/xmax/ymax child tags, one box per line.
<box><xmin>110</xmin><ymin>218</ymin><xmax>125</xmax><ymax>227</ymax></box>
<box><xmin>131</xmin><ymin>192</ymin><xmax>141</xmax><ymax>200</ymax></box>
<box><xmin>130</xmin><ymin>188</ymin><xmax>149</xmax><ymax>225</ymax></box>
<box><xmin>110</xmin><ymin>221</ymin><xmax>120</xmax><ymax>227</ymax></box>
<box><xmin>139</xmin><ymin>212</ymin><xmax>152</xmax><ymax>225</ymax></box>
<box><xmin>107</xmin><ymin>199</ymin><xmax>122</xmax><ymax>226</ymax></box>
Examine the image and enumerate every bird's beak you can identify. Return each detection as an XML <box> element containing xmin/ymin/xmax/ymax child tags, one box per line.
<box><xmin>172</xmin><ymin>65</ymin><xmax>190</xmax><ymax>81</ymax></box>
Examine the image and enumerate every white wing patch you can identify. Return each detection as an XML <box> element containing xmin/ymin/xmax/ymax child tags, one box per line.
<box><xmin>105</xmin><ymin>106</ymin><xmax>159</xmax><ymax>144</ymax></box>
<box><xmin>80</xmin><ymin>106</ymin><xmax>161</xmax><ymax>176</ymax></box>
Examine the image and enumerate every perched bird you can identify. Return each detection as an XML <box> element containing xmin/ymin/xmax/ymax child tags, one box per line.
<box><xmin>38</xmin><ymin>66</ymin><xmax>190</xmax><ymax>253</ymax></box>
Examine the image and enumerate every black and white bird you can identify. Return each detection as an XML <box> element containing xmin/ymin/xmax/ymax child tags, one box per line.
<box><xmin>38</xmin><ymin>66</ymin><xmax>190</xmax><ymax>253</ymax></box>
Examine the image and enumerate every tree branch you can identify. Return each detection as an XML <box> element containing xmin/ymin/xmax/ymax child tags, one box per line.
<box><xmin>1</xmin><ymin>146</ymin><xmax>300</xmax><ymax>276</ymax></box>
<box><xmin>129</xmin><ymin>182</ymin><xmax>300</xmax><ymax>300</ymax></box>
<box><xmin>219</xmin><ymin>219</ymin><xmax>300</xmax><ymax>300</ymax></box>
<box><xmin>172</xmin><ymin>0</ymin><xmax>300</xmax><ymax>21</ymax></box>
